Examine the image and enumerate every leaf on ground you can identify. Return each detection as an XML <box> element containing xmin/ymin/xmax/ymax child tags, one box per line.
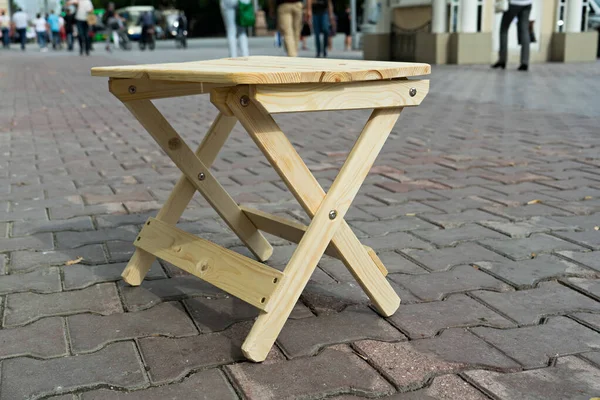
<box><xmin>527</xmin><ymin>199</ymin><xmax>543</xmax><ymax>205</ymax></box>
<box><xmin>65</xmin><ymin>257</ymin><xmax>83</xmax><ymax>266</ymax></box>
<box><xmin>594</xmin><ymin>226</ymin><xmax>599</xmax><ymax>231</ymax></box>
<box><xmin>584</xmin><ymin>195</ymin><xmax>593</xmax><ymax>200</ymax></box>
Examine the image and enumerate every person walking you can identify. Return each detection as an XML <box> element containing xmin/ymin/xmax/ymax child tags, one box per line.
<box><xmin>338</xmin><ymin>5</ymin><xmax>351</xmax><ymax>51</ymax></box>
<box><xmin>271</xmin><ymin>0</ymin><xmax>303</xmax><ymax>57</ymax></box>
<box><xmin>0</xmin><ymin>10</ymin><xmax>10</xmax><ymax>48</ymax></box>
<box><xmin>492</xmin><ymin>0</ymin><xmax>532</xmax><ymax>71</ymax></box>
<box><xmin>306</xmin><ymin>0</ymin><xmax>334</xmax><ymax>57</ymax></box>
<box><xmin>33</xmin><ymin>13</ymin><xmax>49</xmax><ymax>51</ymax></box>
<box><xmin>102</xmin><ymin>2</ymin><xmax>119</xmax><ymax>51</ymax></box>
<box><xmin>12</xmin><ymin>8</ymin><xmax>28</xmax><ymax>50</ymax></box>
<box><xmin>47</xmin><ymin>10</ymin><xmax>61</xmax><ymax>49</ymax></box>
<box><xmin>64</xmin><ymin>8</ymin><xmax>75</xmax><ymax>51</ymax></box>
<box><xmin>71</xmin><ymin>0</ymin><xmax>93</xmax><ymax>55</ymax></box>
<box><xmin>220</xmin><ymin>0</ymin><xmax>249</xmax><ymax>57</ymax></box>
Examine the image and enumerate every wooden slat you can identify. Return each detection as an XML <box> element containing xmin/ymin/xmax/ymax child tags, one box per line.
<box><xmin>109</xmin><ymin>78</ymin><xmax>229</xmax><ymax>101</ymax></box>
<box><xmin>123</xmin><ymin>99</ymin><xmax>273</xmax><ymax>263</ymax></box>
<box><xmin>135</xmin><ymin>218</ymin><xmax>282</xmax><ymax>310</ymax></box>
<box><xmin>91</xmin><ymin>56</ymin><xmax>431</xmax><ymax>84</ymax></box>
<box><xmin>240</xmin><ymin>206</ymin><xmax>387</xmax><ymax>276</ymax></box>
<box><xmin>121</xmin><ymin>112</ymin><xmax>237</xmax><ymax>286</ymax></box>
<box><xmin>210</xmin><ymin>87</ymin><xmax>235</xmax><ymax>116</ymax></box>
<box><xmin>251</xmin><ymin>79</ymin><xmax>429</xmax><ymax>114</ymax></box>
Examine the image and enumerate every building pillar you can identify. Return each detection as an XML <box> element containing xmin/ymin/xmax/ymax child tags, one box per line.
<box><xmin>460</xmin><ymin>0</ymin><xmax>478</xmax><ymax>33</ymax></box>
<box><xmin>565</xmin><ymin>0</ymin><xmax>583</xmax><ymax>33</ymax></box>
<box><xmin>432</xmin><ymin>0</ymin><xmax>447</xmax><ymax>34</ymax></box>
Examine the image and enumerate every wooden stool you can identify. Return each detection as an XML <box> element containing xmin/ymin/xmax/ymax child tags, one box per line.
<box><xmin>92</xmin><ymin>56</ymin><xmax>430</xmax><ymax>362</ymax></box>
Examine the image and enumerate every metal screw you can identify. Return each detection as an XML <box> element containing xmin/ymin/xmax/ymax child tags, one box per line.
<box><xmin>240</xmin><ymin>95</ymin><xmax>250</xmax><ymax>107</ymax></box>
<box><xmin>409</xmin><ymin>87</ymin><xmax>417</xmax><ymax>97</ymax></box>
<box><xmin>128</xmin><ymin>85</ymin><xmax>137</xmax><ymax>94</ymax></box>
<box><xmin>198</xmin><ymin>172</ymin><xmax>206</xmax><ymax>181</ymax></box>
<box><xmin>329</xmin><ymin>210</ymin><xmax>337</xmax><ymax>220</ymax></box>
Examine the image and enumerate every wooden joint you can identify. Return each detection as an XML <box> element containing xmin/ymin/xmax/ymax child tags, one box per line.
<box><xmin>249</xmin><ymin>79</ymin><xmax>430</xmax><ymax>114</ymax></box>
<box><xmin>210</xmin><ymin>87</ymin><xmax>237</xmax><ymax>116</ymax></box>
<box><xmin>135</xmin><ymin>217</ymin><xmax>282</xmax><ymax>310</ymax></box>
<box><xmin>109</xmin><ymin>78</ymin><xmax>228</xmax><ymax>101</ymax></box>
<box><xmin>240</xmin><ymin>206</ymin><xmax>387</xmax><ymax>276</ymax></box>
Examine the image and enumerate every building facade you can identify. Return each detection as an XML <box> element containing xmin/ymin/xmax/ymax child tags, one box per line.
<box><xmin>363</xmin><ymin>0</ymin><xmax>599</xmax><ymax>63</ymax></box>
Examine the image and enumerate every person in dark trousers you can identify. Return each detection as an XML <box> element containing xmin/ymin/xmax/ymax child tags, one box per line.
<box><xmin>492</xmin><ymin>0</ymin><xmax>532</xmax><ymax>71</ymax></box>
<box><xmin>70</xmin><ymin>0</ymin><xmax>93</xmax><ymax>55</ymax></box>
<box><xmin>338</xmin><ymin>5</ymin><xmax>351</xmax><ymax>51</ymax></box>
<box><xmin>138</xmin><ymin>11</ymin><xmax>154</xmax><ymax>48</ymax></box>
<box><xmin>306</xmin><ymin>0</ymin><xmax>334</xmax><ymax>57</ymax></box>
<box><xmin>0</xmin><ymin>10</ymin><xmax>10</xmax><ymax>48</ymax></box>
<box><xmin>64</xmin><ymin>8</ymin><xmax>76</xmax><ymax>51</ymax></box>
<box><xmin>12</xmin><ymin>8</ymin><xmax>28</xmax><ymax>50</ymax></box>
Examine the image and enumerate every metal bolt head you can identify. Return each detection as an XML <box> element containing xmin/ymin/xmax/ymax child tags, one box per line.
<box><xmin>409</xmin><ymin>87</ymin><xmax>417</xmax><ymax>97</ymax></box>
<box><xmin>329</xmin><ymin>210</ymin><xmax>337</xmax><ymax>220</ymax></box>
<box><xmin>240</xmin><ymin>95</ymin><xmax>250</xmax><ymax>107</ymax></box>
<box><xmin>198</xmin><ymin>172</ymin><xmax>206</xmax><ymax>181</ymax></box>
<box><xmin>128</xmin><ymin>85</ymin><xmax>137</xmax><ymax>94</ymax></box>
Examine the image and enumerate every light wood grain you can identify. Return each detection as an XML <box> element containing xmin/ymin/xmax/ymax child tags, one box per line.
<box><xmin>241</xmin><ymin>205</ymin><xmax>387</xmax><ymax>276</ymax></box>
<box><xmin>230</xmin><ymin>88</ymin><xmax>401</xmax><ymax>361</ymax></box>
<box><xmin>210</xmin><ymin>87</ymin><xmax>235</xmax><ymax>116</ymax></box>
<box><xmin>91</xmin><ymin>56</ymin><xmax>431</xmax><ymax>84</ymax></box>
<box><xmin>121</xmin><ymin>112</ymin><xmax>237</xmax><ymax>286</ymax></box>
<box><xmin>251</xmin><ymin>79</ymin><xmax>429</xmax><ymax>114</ymax></box>
<box><xmin>123</xmin><ymin>99</ymin><xmax>272</xmax><ymax>262</ymax></box>
<box><xmin>109</xmin><ymin>78</ymin><xmax>229</xmax><ymax>101</ymax></box>
<box><xmin>136</xmin><ymin>218</ymin><xmax>282</xmax><ymax>310</ymax></box>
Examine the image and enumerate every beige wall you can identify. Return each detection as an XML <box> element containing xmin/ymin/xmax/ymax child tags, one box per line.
<box><xmin>0</xmin><ymin>0</ymin><xmax>9</xmax><ymax>13</ymax></box>
<box><xmin>393</xmin><ymin>6</ymin><xmax>431</xmax><ymax>30</ymax></box>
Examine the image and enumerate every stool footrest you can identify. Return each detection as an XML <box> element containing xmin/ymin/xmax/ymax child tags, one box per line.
<box><xmin>135</xmin><ymin>217</ymin><xmax>282</xmax><ymax>310</ymax></box>
<box><xmin>241</xmin><ymin>206</ymin><xmax>387</xmax><ymax>276</ymax></box>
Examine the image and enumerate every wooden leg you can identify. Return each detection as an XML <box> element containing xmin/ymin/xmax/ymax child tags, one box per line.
<box><xmin>229</xmin><ymin>86</ymin><xmax>400</xmax><ymax>317</ymax></box>
<box><xmin>230</xmin><ymin>92</ymin><xmax>401</xmax><ymax>361</ymax></box>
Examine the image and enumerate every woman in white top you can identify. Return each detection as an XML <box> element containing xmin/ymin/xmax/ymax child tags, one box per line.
<box><xmin>70</xmin><ymin>0</ymin><xmax>94</xmax><ymax>55</ymax></box>
<box><xmin>220</xmin><ymin>0</ymin><xmax>249</xmax><ymax>57</ymax></box>
<box><xmin>33</xmin><ymin>13</ymin><xmax>49</xmax><ymax>51</ymax></box>
<box><xmin>492</xmin><ymin>0</ymin><xmax>533</xmax><ymax>71</ymax></box>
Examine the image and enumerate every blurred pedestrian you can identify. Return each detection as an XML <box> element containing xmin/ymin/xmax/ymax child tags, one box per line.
<box><xmin>1</xmin><ymin>10</ymin><xmax>10</xmax><ymax>48</ymax></box>
<box><xmin>338</xmin><ymin>5</ymin><xmax>351</xmax><ymax>51</ymax></box>
<box><xmin>34</xmin><ymin>13</ymin><xmax>49</xmax><ymax>51</ymax></box>
<box><xmin>271</xmin><ymin>0</ymin><xmax>303</xmax><ymax>57</ymax></box>
<box><xmin>64</xmin><ymin>8</ymin><xmax>75</xmax><ymax>51</ymax></box>
<box><xmin>47</xmin><ymin>10</ymin><xmax>61</xmax><ymax>49</ymax></box>
<box><xmin>220</xmin><ymin>0</ymin><xmax>249</xmax><ymax>57</ymax></box>
<box><xmin>12</xmin><ymin>8</ymin><xmax>28</xmax><ymax>50</ymax></box>
<box><xmin>306</xmin><ymin>0</ymin><xmax>334</xmax><ymax>57</ymax></box>
<box><xmin>70</xmin><ymin>0</ymin><xmax>94</xmax><ymax>55</ymax></box>
<box><xmin>300</xmin><ymin>20</ymin><xmax>310</xmax><ymax>50</ymax></box>
<box><xmin>492</xmin><ymin>0</ymin><xmax>532</xmax><ymax>71</ymax></box>
<box><xmin>102</xmin><ymin>2</ymin><xmax>119</xmax><ymax>52</ymax></box>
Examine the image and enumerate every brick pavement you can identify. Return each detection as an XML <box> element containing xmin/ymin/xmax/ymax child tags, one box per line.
<box><xmin>0</xmin><ymin>46</ymin><xmax>600</xmax><ymax>399</ymax></box>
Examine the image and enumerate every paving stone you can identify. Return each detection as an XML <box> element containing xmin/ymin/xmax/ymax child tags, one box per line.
<box><xmin>471</xmin><ymin>281</ymin><xmax>600</xmax><ymax>325</ymax></box>
<box><xmin>95</xmin><ymin>212</ymin><xmax>155</xmax><ymax>229</ymax></box>
<box><xmin>226</xmin><ymin>346</ymin><xmax>394</xmax><ymax>399</ymax></box>
<box><xmin>465</xmin><ymin>356</ymin><xmax>600</xmax><ymax>400</ymax></box>
<box><xmin>572</xmin><ymin>313</ymin><xmax>600</xmax><ymax>331</ymax></box>
<box><xmin>552</xmin><ymin>230</ymin><xmax>600</xmax><ymax>250</ymax></box>
<box><xmin>419</xmin><ymin>210</ymin><xmax>509</xmax><ymax>229</ymax></box>
<box><xmin>550</xmin><ymin>199</ymin><xmax>600</xmax><ymax>215</ymax></box>
<box><xmin>473</xmin><ymin>254</ymin><xmax>598</xmax><ymax>288</ymax></box>
<box><xmin>566</xmin><ymin>277</ymin><xmax>600</xmax><ymax>300</ymax></box>
<box><xmin>83</xmin><ymin>190</ymin><xmax>154</xmax><ymax>205</ymax></box>
<box><xmin>472</xmin><ymin>316</ymin><xmax>600</xmax><ymax>368</ymax></box>
<box><xmin>68</xmin><ymin>301</ymin><xmax>197</xmax><ymax>353</ymax></box>
<box><xmin>63</xmin><ymin>261</ymin><xmax>166</xmax><ymax>290</ymax></box>
<box><xmin>390</xmin><ymin>265</ymin><xmax>512</xmax><ymax>301</ymax></box>
<box><xmin>388</xmin><ymin>294</ymin><xmax>514</xmax><ymax>339</ymax></box>
<box><xmin>0</xmin><ymin>342</ymin><xmax>146</xmax><ymax>400</ymax></box>
<box><xmin>581</xmin><ymin>351</ymin><xmax>600</xmax><ymax>367</ymax></box>
<box><xmin>4</xmin><ymin>283</ymin><xmax>123</xmax><ymax>327</ymax></box>
<box><xmin>0</xmin><ymin>208</ymin><xmax>48</xmax><ymax>222</ymax></box>
<box><xmin>138</xmin><ymin>322</ymin><xmax>253</xmax><ymax>384</ymax></box>
<box><xmin>360</xmin><ymin>203</ymin><xmax>443</xmax><ymax>219</ymax></box>
<box><xmin>354</xmin><ymin>329</ymin><xmax>520</xmax><ymax>390</ymax></box>
<box><xmin>0</xmin><ymin>254</ymin><xmax>5</xmax><ymax>275</ymax></box>
<box><xmin>277</xmin><ymin>306</ymin><xmax>405</xmax><ymax>358</ymax></box>
<box><xmin>383</xmin><ymin>375</ymin><xmax>488</xmax><ymax>400</ymax></box>
<box><xmin>421</xmin><ymin>197</ymin><xmax>498</xmax><ymax>213</ymax></box>
<box><xmin>412</xmin><ymin>225</ymin><xmax>507</xmax><ymax>247</ymax></box>
<box><xmin>545</xmin><ymin>213</ymin><xmax>600</xmax><ymax>231</ymax></box>
<box><xmin>401</xmin><ymin>243</ymin><xmax>508</xmax><ymax>271</ymax></box>
<box><xmin>81</xmin><ymin>369</ymin><xmax>237</xmax><ymax>400</ymax></box>
<box><xmin>11</xmin><ymin>216</ymin><xmax>94</xmax><ymax>237</ymax></box>
<box><xmin>49</xmin><ymin>203</ymin><xmax>127</xmax><ymax>220</ymax></box>
<box><xmin>319</xmin><ymin>252</ymin><xmax>426</xmax><ymax>282</ymax></box>
<box><xmin>378</xmin><ymin>180</ymin><xmax>450</xmax><ymax>193</ymax></box>
<box><xmin>9</xmin><ymin>245</ymin><xmax>107</xmax><ymax>272</ymax></box>
<box><xmin>0</xmin><ymin>267</ymin><xmax>61</xmax><ymax>295</ymax></box>
<box><xmin>478</xmin><ymin>233</ymin><xmax>587</xmax><ymax>261</ymax></box>
<box><xmin>350</xmin><ymin>217</ymin><xmax>439</xmax><ymax>237</ymax></box>
<box><xmin>0</xmin><ymin>233</ymin><xmax>54</xmax><ymax>252</ymax></box>
<box><xmin>482</xmin><ymin>204</ymin><xmax>572</xmax><ymax>221</ymax></box>
<box><xmin>0</xmin><ymin>317</ymin><xmax>68</xmax><ymax>359</ymax></box>
<box><xmin>184</xmin><ymin>297</ymin><xmax>312</xmax><ymax>333</ymax></box>
<box><xmin>56</xmin><ymin>226</ymin><xmax>138</xmax><ymax>249</ymax></box>
<box><xmin>478</xmin><ymin>216</ymin><xmax>579</xmax><ymax>239</ymax></box>
<box><xmin>119</xmin><ymin>276</ymin><xmax>227</xmax><ymax>312</ymax></box>
<box><xmin>362</xmin><ymin>232</ymin><xmax>435</xmax><ymax>251</ymax></box>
